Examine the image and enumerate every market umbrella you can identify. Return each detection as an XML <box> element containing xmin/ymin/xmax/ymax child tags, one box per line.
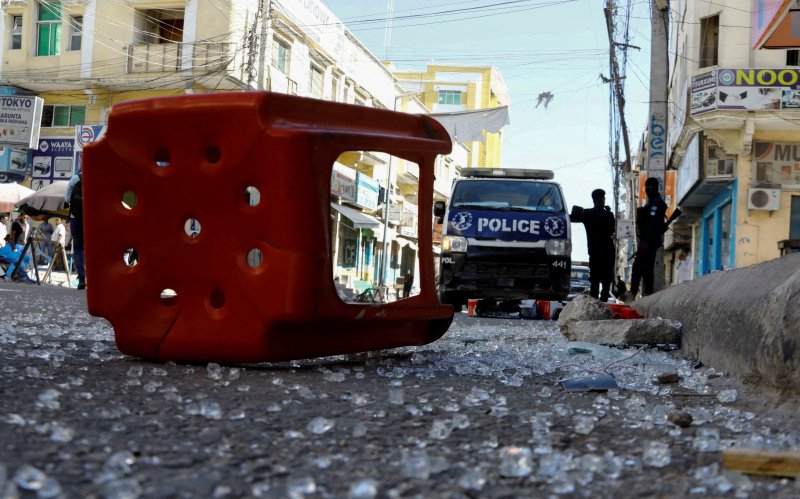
<box><xmin>16</xmin><ymin>180</ymin><xmax>71</xmax><ymax>218</ymax></box>
<box><xmin>0</xmin><ymin>182</ymin><xmax>35</xmax><ymax>212</ymax></box>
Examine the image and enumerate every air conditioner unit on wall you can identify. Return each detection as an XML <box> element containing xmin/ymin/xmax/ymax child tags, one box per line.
<box><xmin>747</xmin><ymin>187</ymin><xmax>780</xmax><ymax>211</ymax></box>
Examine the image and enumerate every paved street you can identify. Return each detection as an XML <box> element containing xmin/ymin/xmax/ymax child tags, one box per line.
<box><xmin>1</xmin><ymin>281</ymin><xmax>799</xmax><ymax>498</ymax></box>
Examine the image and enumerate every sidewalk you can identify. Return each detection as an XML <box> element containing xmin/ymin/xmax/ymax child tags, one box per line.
<box><xmin>633</xmin><ymin>252</ymin><xmax>800</xmax><ymax>394</ymax></box>
<box><xmin>5</xmin><ymin>265</ymin><xmax>78</xmax><ymax>288</ymax></box>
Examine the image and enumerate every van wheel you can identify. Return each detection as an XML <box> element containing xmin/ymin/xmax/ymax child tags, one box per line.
<box><xmin>439</xmin><ymin>293</ymin><xmax>463</xmax><ymax>312</ymax></box>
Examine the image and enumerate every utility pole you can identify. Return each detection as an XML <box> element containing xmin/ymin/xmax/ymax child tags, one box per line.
<box><xmin>256</xmin><ymin>0</ymin><xmax>271</xmax><ymax>90</ymax></box>
<box><xmin>647</xmin><ymin>0</ymin><xmax>669</xmax><ymax>291</ymax></box>
<box><xmin>604</xmin><ymin>0</ymin><xmax>635</xmax><ymax>282</ymax></box>
<box><xmin>604</xmin><ymin>1</ymin><xmax>632</xmax><ymax>175</ymax></box>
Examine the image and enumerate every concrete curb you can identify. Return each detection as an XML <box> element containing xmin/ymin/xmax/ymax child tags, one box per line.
<box><xmin>632</xmin><ymin>253</ymin><xmax>800</xmax><ymax>392</ymax></box>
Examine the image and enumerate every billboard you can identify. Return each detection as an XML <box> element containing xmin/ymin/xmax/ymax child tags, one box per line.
<box><xmin>74</xmin><ymin>125</ymin><xmax>106</xmax><ymax>173</ymax></box>
<box><xmin>331</xmin><ymin>162</ymin><xmax>356</xmax><ymax>203</ymax></box>
<box><xmin>690</xmin><ymin>71</ymin><xmax>717</xmax><ymax>115</ymax></box>
<box><xmin>690</xmin><ymin>68</ymin><xmax>800</xmax><ymax>115</ymax></box>
<box><xmin>30</xmin><ymin>137</ymin><xmax>74</xmax><ymax>190</ymax></box>
<box><xmin>355</xmin><ymin>171</ymin><xmax>379</xmax><ymax>210</ymax></box>
<box><xmin>0</xmin><ymin>96</ymin><xmax>44</xmax><ymax>148</ymax></box>
<box><xmin>753</xmin><ymin>141</ymin><xmax>800</xmax><ymax>187</ymax></box>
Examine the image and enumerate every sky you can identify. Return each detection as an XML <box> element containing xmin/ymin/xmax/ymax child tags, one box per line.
<box><xmin>321</xmin><ymin>0</ymin><xmax>654</xmax><ymax>261</ymax></box>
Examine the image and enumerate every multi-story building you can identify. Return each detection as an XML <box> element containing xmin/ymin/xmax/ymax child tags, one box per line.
<box><xmin>650</xmin><ymin>0</ymin><xmax>800</xmax><ymax>284</ymax></box>
<box><xmin>392</xmin><ymin>64</ymin><xmax>510</xmax><ymax>169</ymax></box>
<box><xmin>0</xmin><ymin>0</ymin><xmax>470</xmax><ymax>296</ymax></box>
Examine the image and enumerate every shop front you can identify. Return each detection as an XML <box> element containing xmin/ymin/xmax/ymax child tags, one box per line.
<box><xmin>699</xmin><ymin>182</ymin><xmax>737</xmax><ymax>274</ymax></box>
<box><xmin>330</xmin><ymin>163</ymin><xmax>382</xmax><ymax>288</ymax></box>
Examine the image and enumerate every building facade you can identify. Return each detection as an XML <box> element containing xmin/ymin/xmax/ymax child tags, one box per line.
<box><xmin>0</xmin><ymin>0</ymin><xmax>471</xmax><ymax>297</ymax></box>
<box><xmin>392</xmin><ymin>64</ymin><xmax>510</xmax><ymax>169</ymax></box>
<box><xmin>645</xmin><ymin>0</ymin><xmax>800</xmax><ymax>285</ymax></box>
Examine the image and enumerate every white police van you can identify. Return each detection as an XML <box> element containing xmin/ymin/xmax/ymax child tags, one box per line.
<box><xmin>433</xmin><ymin>168</ymin><xmax>572</xmax><ymax>311</ymax></box>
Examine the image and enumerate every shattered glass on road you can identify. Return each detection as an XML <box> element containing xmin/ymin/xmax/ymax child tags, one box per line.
<box><xmin>1</xmin><ymin>286</ymin><xmax>799</xmax><ymax>497</ymax></box>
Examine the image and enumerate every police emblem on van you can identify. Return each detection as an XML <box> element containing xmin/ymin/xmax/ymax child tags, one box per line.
<box><xmin>543</xmin><ymin>216</ymin><xmax>566</xmax><ymax>237</ymax></box>
<box><xmin>450</xmin><ymin>212</ymin><xmax>473</xmax><ymax>231</ymax></box>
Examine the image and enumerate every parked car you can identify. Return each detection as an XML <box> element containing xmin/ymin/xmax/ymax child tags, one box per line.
<box><xmin>567</xmin><ymin>265</ymin><xmax>591</xmax><ymax>300</ymax></box>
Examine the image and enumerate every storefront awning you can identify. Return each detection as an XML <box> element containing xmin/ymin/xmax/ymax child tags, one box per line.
<box><xmin>331</xmin><ymin>202</ymin><xmax>381</xmax><ymax>229</ymax></box>
<box><xmin>396</xmin><ymin>236</ymin><xmax>418</xmax><ymax>251</ymax></box>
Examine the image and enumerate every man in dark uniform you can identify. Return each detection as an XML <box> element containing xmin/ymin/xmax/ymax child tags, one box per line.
<box><xmin>628</xmin><ymin>177</ymin><xmax>668</xmax><ymax>300</ymax></box>
<box><xmin>66</xmin><ymin>172</ymin><xmax>86</xmax><ymax>290</ymax></box>
<box><xmin>581</xmin><ymin>189</ymin><xmax>616</xmax><ymax>302</ymax></box>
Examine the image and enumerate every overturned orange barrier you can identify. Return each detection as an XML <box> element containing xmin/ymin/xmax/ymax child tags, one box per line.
<box><xmin>83</xmin><ymin>92</ymin><xmax>454</xmax><ymax>363</ymax></box>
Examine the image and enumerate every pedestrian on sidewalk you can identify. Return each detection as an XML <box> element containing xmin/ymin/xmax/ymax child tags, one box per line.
<box><xmin>676</xmin><ymin>249</ymin><xmax>692</xmax><ymax>283</ymax></box>
<box><xmin>50</xmin><ymin>217</ymin><xmax>66</xmax><ymax>270</ymax></box>
<box><xmin>10</xmin><ymin>214</ymin><xmax>29</xmax><ymax>247</ymax></box>
<box><xmin>66</xmin><ymin>173</ymin><xmax>86</xmax><ymax>290</ymax></box>
<box><xmin>37</xmin><ymin>217</ymin><xmax>54</xmax><ymax>264</ymax></box>
<box><xmin>627</xmin><ymin>177</ymin><xmax>668</xmax><ymax>301</ymax></box>
<box><xmin>403</xmin><ymin>270</ymin><xmax>414</xmax><ymax>298</ymax></box>
<box><xmin>0</xmin><ymin>214</ymin><xmax>8</xmax><ymax>247</ymax></box>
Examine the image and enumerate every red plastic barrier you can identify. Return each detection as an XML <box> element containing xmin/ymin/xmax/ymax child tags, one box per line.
<box><xmin>467</xmin><ymin>299</ymin><xmax>480</xmax><ymax>317</ymax></box>
<box><xmin>607</xmin><ymin>303</ymin><xmax>643</xmax><ymax>320</ymax></box>
<box><xmin>82</xmin><ymin>92</ymin><xmax>454</xmax><ymax>363</ymax></box>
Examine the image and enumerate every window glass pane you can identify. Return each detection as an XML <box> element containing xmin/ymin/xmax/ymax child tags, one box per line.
<box><xmin>719</xmin><ymin>202</ymin><xmax>731</xmax><ymax>268</ymax></box>
<box><xmin>310</xmin><ymin>67</ymin><xmax>323</xmax><ymax>98</ymax></box>
<box><xmin>53</xmin><ymin>23</ymin><xmax>62</xmax><ymax>53</ymax></box>
<box><xmin>69</xmin><ymin>106</ymin><xmax>86</xmax><ymax>126</ymax></box>
<box><xmin>37</xmin><ymin>24</ymin><xmax>51</xmax><ymax>56</ymax></box>
<box><xmin>273</xmin><ymin>41</ymin><xmax>288</xmax><ymax>73</ymax></box>
<box><xmin>11</xmin><ymin>16</ymin><xmax>23</xmax><ymax>50</ymax></box>
<box><xmin>703</xmin><ymin>214</ymin><xmax>714</xmax><ymax>273</ymax></box>
<box><xmin>41</xmin><ymin>106</ymin><xmax>54</xmax><ymax>127</ymax></box>
<box><xmin>53</xmin><ymin>106</ymin><xmax>70</xmax><ymax>126</ymax></box>
<box><xmin>69</xmin><ymin>16</ymin><xmax>82</xmax><ymax>50</ymax></box>
<box><xmin>38</xmin><ymin>1</ymin><xmax>62</xmax><ymax>21</ymax></box>
<box><xmin>788</xmin><ymin>49</ymin><xmax>799</xmax><ymax>66</ymax></box>
<box><xmin>438</xmin><ymin>90</ymin><xmax>461</xmax><ymax>105</ymax></box>
<box><xmin>699</xmin><ymin>15</ymin><xmax>719</xmax><ymax>68</ymax></box>
<box><xmin>159</xmin><ymin>18</ymin><xmax>183</xmax><ymax>43</ymax></box>
<box><xmin>791</xmin><ymin>196</ymin><xmax>800</xmax><ymax>240</ymax></box>
<box><xmin>37</xmin><ymin>21</ymin><xmax>61</xmax><ymax>56</ymax></box>
<box><xmin>450</xmin><ymin>179</ymin><xmax>565</xmax><ymax>212</ymax></box>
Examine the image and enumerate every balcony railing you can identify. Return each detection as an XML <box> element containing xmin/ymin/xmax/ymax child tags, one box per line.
<box><xmin>126</xmin><ymin>42</ymin><xmax>233</xmax><ymax>74</ymax></box>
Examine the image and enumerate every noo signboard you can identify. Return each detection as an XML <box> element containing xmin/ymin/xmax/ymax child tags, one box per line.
<box><xmin>691</xmin><ymin>68</ymin><xmax>800</xmax><ymax>116</ymax></box>
<box><xmin>0</xmin><ymin>96</ymin><xmax>44</xmax><ymax>148</ymax></box>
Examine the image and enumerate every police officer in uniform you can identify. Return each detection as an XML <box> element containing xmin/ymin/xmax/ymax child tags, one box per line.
<box><xmin>580</xmin><ymin>189</ymin><xmax>616</xmax><ymax>302</ymax></box>
<box><xmin>628</xmin><ymin>177</ymin><xmax>668</xmax><ymax>300</ymax></box>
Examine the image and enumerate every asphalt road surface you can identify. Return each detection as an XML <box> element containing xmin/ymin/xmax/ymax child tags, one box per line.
<box><xmin>1</xmin><ymin>281</ymin><xmax>798</xmax><ymax>498</ymax></box>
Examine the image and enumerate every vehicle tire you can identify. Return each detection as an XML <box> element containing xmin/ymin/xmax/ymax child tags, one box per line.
<box><xmin>439</xmin><ymin>292</ymin><xmax>463</xmax><ymax>312</ymax></box>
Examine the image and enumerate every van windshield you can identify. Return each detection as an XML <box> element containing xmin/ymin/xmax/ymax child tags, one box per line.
<box><xmin>450</xmin><ymin>180</ymin><xmax>564</xmax><ymax>212</ymax></box>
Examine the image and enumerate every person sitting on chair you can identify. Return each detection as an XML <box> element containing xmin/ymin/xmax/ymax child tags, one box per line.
<box><xmin>0</xmin><ymin>235</ymin><xmax>35</xmax><ymax>283</ymax></box>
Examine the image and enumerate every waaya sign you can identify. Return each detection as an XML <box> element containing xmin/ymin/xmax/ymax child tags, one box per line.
<box><xmin>0</xmin><ymin>96</ymin><xmax>44</xmax><ymax>149</ymax></box>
